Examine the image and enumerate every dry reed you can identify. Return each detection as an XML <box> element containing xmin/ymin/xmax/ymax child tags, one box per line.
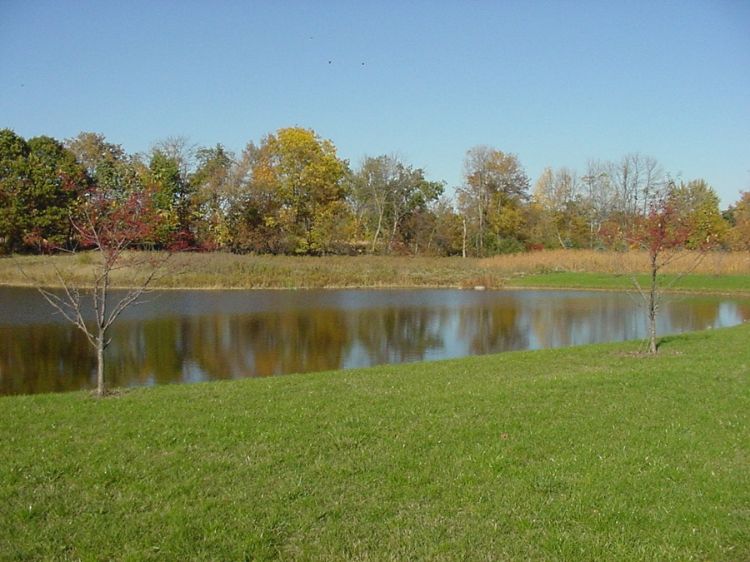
<box><xmin>1</xmin><ymin>250</ymin><xmax>748</xmax><ymax>290</ymax></box>
<box><xmin>480</xmin><ymin>249</ymin><xmax>750</xmax><ymax>276</ymax></box>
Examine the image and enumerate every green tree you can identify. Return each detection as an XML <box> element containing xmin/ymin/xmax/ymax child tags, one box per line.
<box><xmin>0</xmin><ymin>129</ymin><xmax>31</xmax><ymax>253</ymax></box>
<box><xmin>190</xmin><ymin>144</ymin><xmax>234</xmax><ymax>249</ymax></box>
<box><xmin>667</xmin><ymin>179</ymin><xmax>728</xmax><ymax>249</ymax></box>
<box><xmin>0</xmin><ymin>130</ymin><xmax>86</xmax><ymax>253</ymax></box>
<box><xmin>65</xmin><ymin>132</ymin><xmax>139</xmax><ymax>198</ymax></box>
<box><xmin>25</xmin><ymin>136</ymin><xmax>87</xmax><ymax>251</ymax></box>
<box><xmin>147</xmin><ymin>149</ymin><xmax>191</xmax><ymax>246</ymax></box>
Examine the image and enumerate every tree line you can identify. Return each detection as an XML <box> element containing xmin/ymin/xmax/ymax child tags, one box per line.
<box><xmin>1</xmin><ymin>126</ymin><xmax>748</xmax><ymax>257</ymax></box>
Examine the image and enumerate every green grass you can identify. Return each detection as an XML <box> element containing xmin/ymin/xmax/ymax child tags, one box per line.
<box><xmin>507</xmin><ymin>271</ymin><xmax>750</xmax><ymax>294</ymax></box>
<box><xmin>2</xmin><ymin>323</ymin><xmax>749</xmax><ymax>560</ymax></box>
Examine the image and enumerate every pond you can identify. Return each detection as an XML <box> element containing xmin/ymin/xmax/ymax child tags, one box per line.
<box><xmin>1</xmin><ymin>287</ymin><xmax>748</xmax><ymax>395</ymax></box>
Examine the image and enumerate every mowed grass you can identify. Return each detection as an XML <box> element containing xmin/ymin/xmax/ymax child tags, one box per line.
<box><xmin>507</xmin><ymin>271</ymin><xmax>750</xmax><ymax>294</ymax></box>
<box><xmin>1</xmin><ymin>324</ymin><xmax>749</xmax><ymax>561</ymax></box>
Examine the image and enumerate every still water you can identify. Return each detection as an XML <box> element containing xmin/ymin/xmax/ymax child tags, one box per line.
<box><xmin>1</xmin><ymin>287</ymin><xmax>748</xmax><ymax>395</ymax></box>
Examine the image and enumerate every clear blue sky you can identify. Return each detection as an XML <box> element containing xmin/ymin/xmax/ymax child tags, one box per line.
<box><xmin>1</xmin><ymin>0</ymin><xmax>748</xmax><ymax>207</ymax></box>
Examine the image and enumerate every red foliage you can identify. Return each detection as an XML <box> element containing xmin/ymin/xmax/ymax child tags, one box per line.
<box><xmin>72</xmin><ymin>184</ymin><xmax>165</xmax><ymax>253</ymax></box>
<box><xmin>632</xmin><ymin>197</ymin><xmax>692</xmax><ymax>257</ymax></box>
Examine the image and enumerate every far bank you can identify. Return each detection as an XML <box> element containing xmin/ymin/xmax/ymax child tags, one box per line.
<box><xmin>1</xmin><ymin>250</ymin><xmax>749</xmax><ymax>294</ymax></box>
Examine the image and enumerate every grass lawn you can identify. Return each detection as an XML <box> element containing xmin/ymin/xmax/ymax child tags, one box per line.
<box><xmin>1</xmin><ymin>323</ymin><xmax>748</xmax><ymax>560</ymax></box>
<box><xmin>507</xmin><ymin>271</ymin><xmax>750</xmax><ymax>295</ymax></box>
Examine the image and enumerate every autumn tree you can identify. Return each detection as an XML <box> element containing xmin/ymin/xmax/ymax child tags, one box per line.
<box><xmin>232</xmin><ymin>128</ymin><xmax>350</xmax><ymax>254</ymax></box>
<box><xmin>531</xmin><ymin>167</ymin><xmax>587</xmax><ymax>248</ymax></box>
<box><xmin>668</xmin><ymin>179</ymin><xmax>728</xmax><ymax>249</ymax></box>
<box><xmin>190</xmin><ymin>144</ymin><xmax>234</xmax><ymax>249</ymax></box>
<box><xmin>726</xmin><ymin>191</ymin><xmax>750</xmax><ymax>250</ymax></box>
<box><xmin>630</xmin><ymin>183</ymin><xmax>722</xmax><ymax>355</ymax></box>
<box><xmin>351</xmin><ymin>155</ymin><xmax>398</xmax><ymax>252</ymax></box>
<box><xmin>459</xmin><ymin>146</ymin><xmax>530</xmax><ymax>256</ymax></box>
<box><xmin>30</xmin><ymin>183</ymin><xmax>173</xmax><ymax>396</ymax></box>
<box><xmin>351</xmin><ymin>155</ymin><xmax>443</xmax><ymax>253</ymax></box>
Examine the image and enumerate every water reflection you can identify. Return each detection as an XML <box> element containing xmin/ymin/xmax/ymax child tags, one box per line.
<box><xmin>1</xmin><ymin>288</ymin><xmax>748</xmax><ymax>395</ymax></box>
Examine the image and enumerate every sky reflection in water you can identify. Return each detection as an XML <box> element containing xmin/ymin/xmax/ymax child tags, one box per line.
<box><xmin>1</xmin><ymin>288</ymin><xmax>748</xmax><ymax>395</ymax></box>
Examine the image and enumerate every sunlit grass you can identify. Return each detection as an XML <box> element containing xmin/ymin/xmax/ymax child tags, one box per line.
<box><xmin>1</xmin><ymin>323</ymin><xmax>748</xmax><ymax>560</ymax></box>
<box><xmin>480</xmin><ymin>248</ymin><xmax>750</xmax><ymax>275</ymax></box>
<box><xmin>2</xmin><ymin>250</ymin><xmax>749</xmax><ymax>292</ymax></box>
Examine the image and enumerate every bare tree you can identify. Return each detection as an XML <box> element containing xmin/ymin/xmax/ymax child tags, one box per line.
<box><xmin>25</xmin><ymin>184</ymin><xmax>174</xmax><ymax>396</ymax></box>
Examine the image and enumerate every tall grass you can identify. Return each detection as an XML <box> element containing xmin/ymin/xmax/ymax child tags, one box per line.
<box><xmin>1</xmin><ymin>250</ymin><xmax>749</xmax><ymax>290</ymax></box>
<box><xmin>481</xmin><ymin>248</ymin><xmax>750</xmax><ymax>275</ymax></box>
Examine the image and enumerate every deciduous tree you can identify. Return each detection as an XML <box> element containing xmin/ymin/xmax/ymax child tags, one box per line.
<box><xmin>630</xmin><ymin>186</ymin><xmax>721</xmax><ymax>354</ymax></box>
<box><xmin>459</xmin><ymin>146</ymin><xmax>530</xmax><ymax>256</ymax></box>
<box><xmin>28</xmin><ymin>183</ymin><xmax>174</xmax><ymax>396</ymax></box>
<box><xmin>190</xmin><ymin>144</ymin><xmax>234</xmax><ymax>249</ymax></box>
<box><xmin>239</xmin><ymin>127</ymin><xmax>350</xmax><ymax>254</ymax></box>
<box><xmin>25</xmin><ymin>136</ymin><xmax>87</xmax><ymax>251</ymax></box>
<box><xmin>727</xmin><ymin>191</ymin><xmax>750</xmax><ymax>250</ymax></box>
<box><xmin>0</xmin><ymin>129</ymin><xmax>31</xmax><ymax>253</ymax></box>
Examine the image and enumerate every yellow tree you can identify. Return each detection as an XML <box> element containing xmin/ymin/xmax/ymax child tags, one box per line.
<box><xmin>668</xmin><ymin>180</ymin><xmax>728</xmax><ymax>248</ymax></box>
<box><xmin>728</xmin><ymin>191</ymin><xmax>750</xmax><ymax>250</ymax></box>
<box><xmin>250</xmin><ymin>127</ymin><xmax>349</xmax><ymax>254</ymax></box>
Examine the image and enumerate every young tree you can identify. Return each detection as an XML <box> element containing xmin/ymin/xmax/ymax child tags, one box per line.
<box><xmin>28</xmin><ymin>183</ymin><xmax>173</xmax><ymax>396</ymax></box>
<box><xmin>630</xmin><ymin>184</ymin><xmax>720</xmax><ymax>355</ymax></box>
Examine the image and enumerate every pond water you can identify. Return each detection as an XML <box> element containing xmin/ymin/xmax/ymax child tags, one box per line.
<box><xmin>1</xmin><ymin>287</ymin><xmax>748</xmax><ymax>395</ymax></box>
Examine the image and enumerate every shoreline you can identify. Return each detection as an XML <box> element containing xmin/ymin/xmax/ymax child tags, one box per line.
<box><xmin>3</xmin><ymin>280</ymin><xmax>749</xmax><ymax>298</ymax></box>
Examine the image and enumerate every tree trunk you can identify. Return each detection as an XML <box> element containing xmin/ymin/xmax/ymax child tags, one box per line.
<box><xmin>388</xmin><ymin>217</ymin><xmax>399</xmax><ymax>254</ymax></box>
<box><xmin>648</xmin><ymin>252</ymin><xmax>658</xmax><ymax>354</ymax></box>
<box><xmin>462</xmin><ymin>216</ymin><xmax>467</xmax><ymax>258</ymax></box>
<box><xmin>96</xmin><ymin>335</ymin><xmax>106</xmax><ymax>396</ymax></box>
<box><xmin>371</xmin><ymin>205</ymin><xmax>384</xmax><ymax>253</ymax></box>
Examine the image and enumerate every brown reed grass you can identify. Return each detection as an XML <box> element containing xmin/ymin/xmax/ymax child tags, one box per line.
<box><xmin>479</xmin><ymin>249</ymin><xmax>750</xmax><ymax>276</ymax></box>
<box><xmin>2</xmin><ymin>249</ymin><xmax>748</xmax><ymax>290</ymax></box>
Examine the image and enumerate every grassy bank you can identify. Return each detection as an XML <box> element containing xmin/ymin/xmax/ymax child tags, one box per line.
<box><xmin>2</xmin><ymin>249</ymin><xmax>750</xmax><ymax>293</ymax></box>
<box><xmin>510</xmin><ymin>271</ymin><xmax>750</xmax><ymax>294</ymax></box>
<box><xmin>1</xmin><ymin>323</ymin><xmax>749</xmax><ymax>560</ymax></box>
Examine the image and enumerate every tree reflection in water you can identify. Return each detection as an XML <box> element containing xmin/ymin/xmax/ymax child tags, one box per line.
<box><xmin>1</xmin><ymin>288</ymin><xmax>748</xmax><ymax>395</ymax></box>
